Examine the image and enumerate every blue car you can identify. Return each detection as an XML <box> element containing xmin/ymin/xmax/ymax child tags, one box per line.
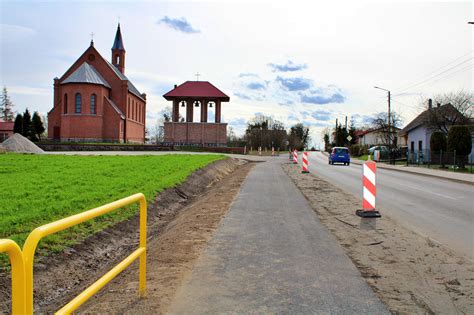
<box><xmin>328</xmin><ymin>147</ymin><xmax>350</xmax><ymax>165</ymax></box>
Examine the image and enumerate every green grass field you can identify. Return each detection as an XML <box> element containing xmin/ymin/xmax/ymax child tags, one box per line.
<box><xmin>0</xmin><ymin>153</ymin><xmax>225</xmax><ymax>258</ymax></box>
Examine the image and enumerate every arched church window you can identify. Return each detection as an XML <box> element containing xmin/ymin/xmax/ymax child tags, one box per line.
<box><xmin>75</xmin><ymin>93</ymin><xmax>82</xmax><ymax>113</ymax></box>
<box><xmin>90</xmin><ymin>94</ymin><xmax>97</xmax><ymax>114</ymax></box>
<box><xmin>64</xmin><ymin>93</ymin><xmax>68</xmax><ymax>114</ymax></box>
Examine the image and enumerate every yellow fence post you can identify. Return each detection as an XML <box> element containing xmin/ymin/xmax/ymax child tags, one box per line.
<box><xmin>0</xmin><ymin>239</ymin><xmax>26</xmax><ymax>314</ymax></box>
<box><xmin>139</xmin><ymin>195</ymin><xmax>147</xmax><ymax>297</ymax></box>
<box><xmin>11</xmin><ymin>193</ymin><xmax>148</xmax><ymax>314</ymax></box>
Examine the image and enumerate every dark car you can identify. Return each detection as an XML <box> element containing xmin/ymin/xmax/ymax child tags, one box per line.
<box><xmin>329</xmin><ymin>147</ymin><xmax>350</xmax><ymax>165</ymax></box>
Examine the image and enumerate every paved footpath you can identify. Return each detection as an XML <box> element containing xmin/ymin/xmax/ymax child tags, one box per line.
<box><xmin>169</xmin><ymin>158</ymin><xmax>388</xmax><ymax>314</ymax></box>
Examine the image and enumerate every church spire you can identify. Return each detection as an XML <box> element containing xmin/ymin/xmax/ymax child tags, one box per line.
<box><xmin>112</xmin><ymin>23</ymin><xmax>125</xmax><ymax>51</ymax></box>
<box><xmin>111</xmin><ymin>23</ymin><xmax>126</xmax><ymax>74</ymax></box>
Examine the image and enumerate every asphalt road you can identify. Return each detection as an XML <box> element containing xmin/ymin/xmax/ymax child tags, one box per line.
<box><xmin>169</xmin><ymin>159</ymin><xmax>388</xmax><ymax>314</ymax></box>
<box><xmin>308</xmin><ymin>152</ymin><xmax>474</xmax><ymax>259</ymax></box>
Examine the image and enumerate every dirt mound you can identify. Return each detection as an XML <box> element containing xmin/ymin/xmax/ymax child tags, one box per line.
<box><xmin>1</xmin><ymin>133</ymin><xmax>44</xmax><ymax>154</ymax></box>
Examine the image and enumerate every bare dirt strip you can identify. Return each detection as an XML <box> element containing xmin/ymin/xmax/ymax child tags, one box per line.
<box><xmin>282</xmin><ymin>163</ymin><xmax>474</xmax><ymax>314</ymax></box>
<box><xmin>0</xmin><ymin>158</ymin><xmax>254</xmax><ymax>314</ymax></box>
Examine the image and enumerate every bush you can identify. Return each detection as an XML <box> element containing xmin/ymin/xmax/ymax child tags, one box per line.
<box><xmin>349</xmin><ymin>144</ymin><xmax>369</xmax><ymax>156</ymax></box>
<box><xmin>430</xmin><ymin>131</ymin><xmax>447</xmax><ymax>152</ymax></box>
<box><xmin>447</xmin><ymin>126</ymin><xmax>472</xmax><ymax>155</ymax></box>
<box><xmin>447</xmin><ymin>125</ymin><xmax>472</xmax><ymax>168</ymax></box>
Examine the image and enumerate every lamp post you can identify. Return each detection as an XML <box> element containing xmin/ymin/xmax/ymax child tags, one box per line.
<box><xmin>374</xmin><ymin>86</ymin><xmax>394</xmax><ymax>163</ymax></box>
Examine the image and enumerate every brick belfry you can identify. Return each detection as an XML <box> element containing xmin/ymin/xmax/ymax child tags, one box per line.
<box><xmin>163</xmin><ymin>80</ymin><xmax>230</xmax><ymax>146</ymax></box>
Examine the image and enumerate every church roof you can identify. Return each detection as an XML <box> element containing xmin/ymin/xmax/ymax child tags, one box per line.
<box><xmin>111</xmin><ymin>24</ymin><xmax>125</xmax><ymax>51</ymax></box>
<box><xmin>163</xmin><ymin>81</ymin><xmax>230</xmax><ymax>101</ymax></box>
<box><xmin>61</xmin><ymin>62</ymin><xmax>111</xmax><ymax>88</ymax></box>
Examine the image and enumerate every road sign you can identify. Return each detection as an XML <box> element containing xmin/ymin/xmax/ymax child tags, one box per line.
<box><xmin>347</xmin><ymin>135</ymin><xmax>352</xmax><ymax>142</ymax></box>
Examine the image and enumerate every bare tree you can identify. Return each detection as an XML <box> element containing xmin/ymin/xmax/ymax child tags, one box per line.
<box><xmin>427</xmin><ymin>90</ymin><xmax>473</xmax><ymax>135</ymax></box>
<box><xmin>245</xmin><ymin>114</ymin><xmax>287</xmax><ymax>150</ymax></box>
<box><xmin>371</xmin><ymin>111</ymin><xmax>403</xmax><ymax>163</ymax></box>
<box><xmin>151</xmin><ymin>106</ymin><xmax>183</xmax><ymax>143</ymax></box>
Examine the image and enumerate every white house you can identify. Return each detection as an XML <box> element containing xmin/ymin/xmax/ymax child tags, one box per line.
<box><xmin>357</xmin><ymin>127</ymin><xmax>405</xmax><ymax>147</ymax></box>
<box><xmin>399</xmin><ymin>101</ymin><xmax>473</xmax><ymax>162</ymax></box>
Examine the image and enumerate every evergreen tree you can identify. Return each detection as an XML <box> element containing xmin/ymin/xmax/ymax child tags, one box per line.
<box><xmin>13</xmin><ymin>114</ymin><xmax>23</xmax><ymax>134</ymax></box>
<box><xmin>348</xmin><ymin>119</ymin><xmax>357</xmax><ymax>145</ymax></box>
<box><xmin>430</xmin><ymin>131</ymin><xmax>447</xmax><ymax>152</ymax></box>
<box><xmin>22</xmin><ymin>109</ymin><xmax>32</xmax><ymax>139</ymax></box>
<box><xmin>1</xmin><ymin>86</ymin><xmax>15</xmax><ymax>121</ymax></box>
<box><xmin>31</xmin><ymin>111</ymin><xmax>45</xmax><ymax>142</ymax></box>
<box><xmin>447</xmin><ymin>125</ymin><xmax>472</xmax><ymax>168</ymax></box>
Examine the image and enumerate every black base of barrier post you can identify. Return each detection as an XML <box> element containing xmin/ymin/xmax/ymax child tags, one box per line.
<box><xmin>356</xmin><ymin>210</ymin><xmax>381</xmax><ymax>218</ymax></box>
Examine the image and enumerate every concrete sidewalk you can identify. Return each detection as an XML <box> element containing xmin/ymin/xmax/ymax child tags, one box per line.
<box><xmin>168</xmin><ymin>159</ymin><xmax>388</xmax><ymax>314</ymax></box>
<box><xmin>350</xmin><ymin>158</ymin><xmax>474</xmax><ymax>185</ymax></box>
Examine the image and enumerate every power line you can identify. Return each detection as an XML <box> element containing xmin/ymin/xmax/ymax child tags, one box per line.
<box><xmin>394</xmin><ymin>57</ymin><xmax>473</xmax><ymax>95</ymax></box>
<box><xmin>393</xmin><ymin>50</ymin><xmax>473</xmax><ymax>92</ymax></box>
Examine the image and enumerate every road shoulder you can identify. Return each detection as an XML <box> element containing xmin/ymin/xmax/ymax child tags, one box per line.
<box><xmin>282</xmin><ymin>162</ymin><xmax>474</xmax><ymax>314</ymax></box>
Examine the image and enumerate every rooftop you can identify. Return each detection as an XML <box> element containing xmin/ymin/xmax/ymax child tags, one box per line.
<box><xmin>61</xmin><ymin>62</ymin><xmax>111</xmax><ymax>88</ymax></box>
<box><xmin>163</xmin><ymin>81</ymin><xmax>230</xmax><ymax>101</ymax></box>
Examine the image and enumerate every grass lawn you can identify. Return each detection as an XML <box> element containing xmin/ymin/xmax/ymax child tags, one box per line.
<box><xmin>0</xmin><ymin>153</ymin><xmax>225</xmax><ymax>260</ymax></box>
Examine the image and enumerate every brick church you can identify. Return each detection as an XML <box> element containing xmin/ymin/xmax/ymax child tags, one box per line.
<box><xmin>48</xmin><ymin>24</ymin><xmax>146</xmax><ymax>143</ymax></box>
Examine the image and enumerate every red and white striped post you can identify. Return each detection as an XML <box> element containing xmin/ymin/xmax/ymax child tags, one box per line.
<box><xmin>356</xmin><ymin>161</ymin><xmax>381</xmax><ymax>218</ymax></box>
<box><xmin>293</xmin><ymin>150</ymin><xmax>298</xmax><ymax>164</ymax></box>
<box><xmin>302</xmin><ymin>152</ymin><xmax>309</xmax><ymax>173</ymax></box>
<box><xmin>272</xmin><ymin>147</ymin><xmax>275</xmax><ymax>157</ymax></box>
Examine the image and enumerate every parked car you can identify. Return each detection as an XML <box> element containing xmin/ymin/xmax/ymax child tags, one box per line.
<box><xmin>368</xmin><ymin>145</ymin><xmax>389</xmax><ymax>155</ymax></box>
<box><xmin>329</xmin><ymin>147</ymin><xmax>350</xmax><ymax>165</ymax></box>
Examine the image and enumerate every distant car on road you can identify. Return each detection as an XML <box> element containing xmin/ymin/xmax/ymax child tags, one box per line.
<box><xmin>328</xmin><ymin>147</ymin><xmax>350</xmax><ymax>165</ymax></box>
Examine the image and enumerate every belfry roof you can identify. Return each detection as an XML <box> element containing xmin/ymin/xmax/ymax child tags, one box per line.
<box><xmin>163</xmin><ymin>81</ymin><xmax>230</xmax><ymax>101</ymax></box>
<box><xmin>61</xmin><ymin>62</ymin><xmax>111</xmax><ymax>88</ymax></box>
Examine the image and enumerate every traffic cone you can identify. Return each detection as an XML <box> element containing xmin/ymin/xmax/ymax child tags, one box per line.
<box><xmin>356</xmin><ymin>161</ymin><xmax>381</xmax><ymax>218</ymax></box>
<box><xmin>293</xmin><ymin>150</ymin><xmax>298</xmax><ymax>164</ymax></box>
<box><xmin>302</xmin><ymin>152</ymin><xmax>309</xmax><ymax>173</ymax></box>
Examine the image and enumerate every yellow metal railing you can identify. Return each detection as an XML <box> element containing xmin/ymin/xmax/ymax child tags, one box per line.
<box><xmin>0</xmin><ymin>193</ymin><xmax>147</xmax><ymax>314</ymax></box>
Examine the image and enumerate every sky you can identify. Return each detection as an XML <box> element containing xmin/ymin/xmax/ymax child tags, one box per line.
<box><xmin>0</xmin><ymin>0</ymin><xmax>472</xmax><ymax>147</ymax></box>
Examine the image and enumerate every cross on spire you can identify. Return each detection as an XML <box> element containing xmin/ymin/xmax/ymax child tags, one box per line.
<box><xmin>195</xmin><ymin>72</ymin><xmax>201</xmax><ymax>81</ymax></box>
<box><xmin>90</xmin><ymin>32</ymin><xmax>95</xmax><ymax>46</ymax></box>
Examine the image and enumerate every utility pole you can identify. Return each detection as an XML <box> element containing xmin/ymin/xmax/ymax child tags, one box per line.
<box><xmin>374</xmin><ymin>86</ymin><xmax>393</xmax><ymax>163</ymax></box>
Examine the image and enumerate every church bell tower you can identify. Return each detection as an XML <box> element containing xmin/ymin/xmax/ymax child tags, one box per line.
<box><xmin>111</xmin><ymin>23</ymin><xmax>126</xmax><ymax>74</ymax></box>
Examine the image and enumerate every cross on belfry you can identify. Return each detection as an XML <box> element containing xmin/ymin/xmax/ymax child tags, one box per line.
<box><xmin>90</xmin><ymin>32</ymin><xmax>94</xmax><ymax>41</ymax></box>
<box><xmin>195</xmin><ymin>72</ymin><xmax>201</xmax><ymax>81</ymax></box>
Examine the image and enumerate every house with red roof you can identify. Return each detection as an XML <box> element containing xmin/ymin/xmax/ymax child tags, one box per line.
<box><xmin>0</xmin><ymin>119</ymin><xmax>14</xmax><ymax>142</ymax></box>
<box><xmin>163</xmin><ymin>81</ymin><xmax>230</xmax><ymax>145</ymax></box>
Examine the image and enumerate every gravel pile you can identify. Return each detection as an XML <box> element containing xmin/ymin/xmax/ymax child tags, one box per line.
<box><xmin>1</xmin><ymin>133</ymin><xmax>44</xmax><ymax>154</ymax></box>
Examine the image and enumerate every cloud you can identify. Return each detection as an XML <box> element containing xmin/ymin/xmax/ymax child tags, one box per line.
<box><xmin>9</xmin><ymin>85</ymin><xmax>50</xmax><ymax>96</ymax></box>
<box><xmin>351</xmin><ymin>113</ymin><xmax>373</xmax><ymax>126</ymax></box>
<box><xmin>276</xmin><ymin>76</ymin><xmax>312</xmax><ymax>91</ymax></box>
<box><xmin>158</xmin><ymin>16</ymin><xmax>200</xmax><ymax>34</ymax></box>
<box><xmin>0</xmin><ymin>24</ymin><xmax>36</xmax><ymax>41</ymax></box>
<box><xmin>311</xmin><ymin>109</ymin><xmax>332</xmax><ymax>121</ymax></box>
<box><xmin>228</xmin><ymin>118</ymin><xmax>247</xmax><ymax>127</ymax></box>
<box><xmin>233</xmin><ymin>92</ymin><xmax>252</xmax><ymax>100</ymax></box>
<box><xmin>269</xmin><ymin>60</ymin><xmax>308</xmax><ymax>72</ymax></box>
<box><xmin>247</xmin><ymin>82</ymin><xmax>266</xmax><ymax>90</ymax></box>
<box><xmin>239</xmin><ymin>73</ymin><xmax>258</xmax><ymax>78</ymax></box>
<box><xmin>301</xmin><ymin>92</ymin><xmax>345</xmax><ymax>104</ymax></box>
